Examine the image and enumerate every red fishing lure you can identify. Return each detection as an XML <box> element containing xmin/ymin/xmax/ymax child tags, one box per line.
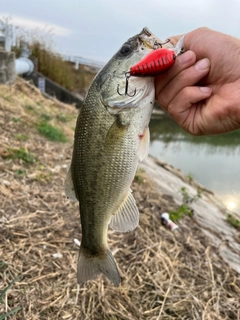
<box><xmin>117</xmin><ymin>48</ymin><xmax>176</xmax><ymax>97</ymax></box>
<box><xmin>117</xmin><ymin>36</ymin><xmax>185</xmax><ymax>96</ymax></box>
<box><xmin>130</xmin><ymin>48</ymin><xmax>176</xmax><ymax>77</ymax></box>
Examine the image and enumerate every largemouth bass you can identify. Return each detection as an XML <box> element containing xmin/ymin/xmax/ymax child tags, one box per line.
<box><xmin>65</xmin><ymin>28</ymin><xmax>183</xmax><ymax>286</ymax></box>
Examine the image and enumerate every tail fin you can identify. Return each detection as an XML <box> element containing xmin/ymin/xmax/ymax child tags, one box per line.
<box><xmin>77</xmin><ymin>247</ymin><xmax>120</xmax><ymax>287</ymax></box>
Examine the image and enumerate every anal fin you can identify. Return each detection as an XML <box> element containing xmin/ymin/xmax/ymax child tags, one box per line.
<box><xmin>109</xmin><ymin>190</ymin><xmax>139</xmax><ymax>232</ymax></box>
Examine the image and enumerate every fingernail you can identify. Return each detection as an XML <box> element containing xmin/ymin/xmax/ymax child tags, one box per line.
<box><xmin>200</xmin><ymin>86</ymin><xmax>212</xmax><ymax>94</ymax></box>
<box><xmin>195</xmin><ymin>58</ymin><xmax>210</xmax><ymax>71</ymax></box>
<box><xmin>178</xmin><ymin>50</ymin><xmax>194</xmax><ymax>64</ymax></box>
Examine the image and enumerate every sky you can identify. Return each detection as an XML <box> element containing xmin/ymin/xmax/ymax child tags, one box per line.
<box><xmin>1</xmin><ymin>0</ymin><xmax>240</xmax><ymax>63</ymax></box>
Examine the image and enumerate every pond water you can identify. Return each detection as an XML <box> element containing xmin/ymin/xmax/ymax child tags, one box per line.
<box><xmin>149</xmin><ymin>115</ymin><xmax>240</xmax><ymax>216</ymax></box>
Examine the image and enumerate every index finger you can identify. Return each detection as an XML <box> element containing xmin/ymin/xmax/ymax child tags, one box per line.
<box><xmin>155</xmin><ymin>50</ymin><xmax>196</xmax><ymax>97</ymax></box>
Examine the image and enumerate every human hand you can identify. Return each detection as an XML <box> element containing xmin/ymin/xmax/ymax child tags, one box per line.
<box><xmin>155</xmin><ymin>27</ymin><xmax>240</xmax><ymax>135</ymax></box>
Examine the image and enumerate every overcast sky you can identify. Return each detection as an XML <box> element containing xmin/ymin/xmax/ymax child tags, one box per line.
<box><xmin>2</xmin><ymin>0</ymin><xmax>240</xmax><ymax>63</ymax></box>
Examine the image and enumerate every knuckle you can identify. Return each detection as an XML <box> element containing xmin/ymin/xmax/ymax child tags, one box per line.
<box><xmin>168</xmin><ymin>101</ymin><xmax>176</xmax><ymax>118</ymax></box>
<box><xmin>177</xmin><ymin>69</ymin><xmax>193</xmax><ymax>83</ymax></box>
<box><xmin>196</xmin><ymin>26</ymin><xmax>210</xmax><ymax>33</ymax></box>
<box><xmin>180</xmin><ymin>87</ymin><xmax>191</xmax><ymax>99</ymax></box>
<box><xmin>177</xmin><ymin>65</ymin><xmax>205</xmax><ymax>86</ymax></box>
<box><xmin>156</xmin><ymin>92</ymin><xmax>168</xmax><ymax>110</ymax></box>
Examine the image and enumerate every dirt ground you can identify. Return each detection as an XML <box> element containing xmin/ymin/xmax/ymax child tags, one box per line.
<box><xmin>0</xmin><ymin>79</ymin><xmax>240</xmax><ymax>319</ymax></box>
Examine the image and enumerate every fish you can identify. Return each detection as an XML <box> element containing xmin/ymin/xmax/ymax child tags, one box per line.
<box><xmin>65</xmin><ymin>27</ymin><xmax>183</xmax><ymax>286</ymax></box>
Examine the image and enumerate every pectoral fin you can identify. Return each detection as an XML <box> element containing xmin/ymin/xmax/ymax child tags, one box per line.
<box><xmin>65</xmin><ymin>164</ymin><xmax>78</xmax><ymax>201</ymax></box>
<box><xmin>137</xmin><ymin>127</ymin><xmax>150</xmax><ymax>161</ymax></box>
<box><xmin>104</xmin><ymin>116</ymin><xmax>128</xmax><ymax>151</ymax></box>
<box><xmin>109</xmin><ymin>190</ymin><xmax>139</xmax><ymax>232</ymax></box>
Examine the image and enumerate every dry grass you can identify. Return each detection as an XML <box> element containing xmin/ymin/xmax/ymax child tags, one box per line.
<box><xmin>0</xmin><ymin>79</ymin><xmax>240</xmax><ymax>319</ymax></box>
<box><xmin>29</xmin><ymin>41</ymin><xmax>95</xmax><ymax>95</ymax></box>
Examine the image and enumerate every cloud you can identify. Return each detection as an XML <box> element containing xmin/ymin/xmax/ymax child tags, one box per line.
<box><xmin>5</xmin><ymin>15</ymin><xmax>71</xmax><ymax>37</ymax></box>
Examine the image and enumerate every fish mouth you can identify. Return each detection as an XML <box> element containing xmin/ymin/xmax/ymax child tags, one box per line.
<box><xmin>139</xmin><ymin>27</ymin><xmax>172</xmax><ymax>50</ymax></box>
<box><xmin>138</xmin><ymin>27</ymin><xmax>163</xmax><ymax>49</ymax></box>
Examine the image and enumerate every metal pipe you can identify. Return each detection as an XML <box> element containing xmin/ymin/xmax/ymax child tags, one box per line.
<box><xmin>15</xmin><ymin>41</ymin><xmax>34</xmax><ymax>75</ymax></box>
<box><xmin>15</xmin><ymin>57</ymin><xmax>34</xmax><ymax>75</ymax></box>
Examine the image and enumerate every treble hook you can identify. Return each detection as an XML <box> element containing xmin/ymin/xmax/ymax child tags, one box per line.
<box><xmin>117</xmin><ymin>72</ymin><xmax>137</xmax><ymax>97</ymax></box>
<box><xmin>153</xmin><ymin>38</ymin><xmax>170</xmax><ymax>49</ymax></box>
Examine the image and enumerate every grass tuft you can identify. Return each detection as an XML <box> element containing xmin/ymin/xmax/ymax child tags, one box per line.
<box><xmin>170</xmin><ymin>187</ymin><xmax>202</xmax><ymax>222</ymax></box>
<box><xmin>15</xmin><ymin>134</ymin><xmax>29</xmax><ymax>141</ymax></box>
<box><xmin>227</xmin><ymin>214</ymin><xmax>240</xmax><ymax>230</ymax></box>
<box><xmin>12</xmin><ymin>117</ymin><xmax>21</xmax><ymax>123</ymax></box>
<box><xmin>0</xmin><ymin>275</ymin><xmax>22</xmax><ymax>320</ymax></box>
<box><xmin>37</xmin><ymin>121</ymin><xmax>68</xmax><ymax>142</ymax></box>
<box><xmin>3</xmin><ymin>147</ymin><xmax>36</xmax><ymax>163</ymax></box>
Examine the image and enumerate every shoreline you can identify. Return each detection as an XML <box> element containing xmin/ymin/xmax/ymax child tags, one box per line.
<box><xmin>138</xmin><ymin>155</ymin><xmax>240</xmax><ymax>274</ymax></box>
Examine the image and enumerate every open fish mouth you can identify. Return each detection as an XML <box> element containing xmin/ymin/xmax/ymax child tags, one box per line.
<box><xmin>139</xmin><ymin>27</ymin><xmax>168</xmax><ymax>50</ymax></box>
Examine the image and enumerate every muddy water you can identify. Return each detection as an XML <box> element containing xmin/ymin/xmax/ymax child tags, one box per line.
<box><xmin>149</xmin><ymin>115</ymin><xmax>240</xmax><ymax>217</ymax></box>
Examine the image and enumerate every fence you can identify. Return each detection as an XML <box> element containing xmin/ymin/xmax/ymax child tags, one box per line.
<box><xmin>62</xmin><ymin>54</ymin><xmax>104</xmax><ymax>71</ymax></box>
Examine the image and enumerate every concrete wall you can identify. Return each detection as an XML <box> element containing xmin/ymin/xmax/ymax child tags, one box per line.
<box><xmin>0</xmin><ymin>51</ymin><xmax>16</xmax><ymax>84</ymax></box>
<box><xmin>0</xmin><ymin>49</ymin><xmax>83</xmax><ymax>109</ymax></box>
<box><xmin>26</xmin><ymin>72</ymin><xmax>83</xmax><ymax>109</ymax></box>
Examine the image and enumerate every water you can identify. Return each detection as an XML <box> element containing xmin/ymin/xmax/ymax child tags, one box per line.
<box><xmin>149</xmin><ymin>115</ymin><xmax>240</xmax><ymax>215</ymax></box>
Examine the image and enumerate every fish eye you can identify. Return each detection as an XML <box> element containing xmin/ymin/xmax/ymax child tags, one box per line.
<box><xmin>120</xmin><ymin>45</ymin><xmax>131</xmax><ymax>55</ymax></box>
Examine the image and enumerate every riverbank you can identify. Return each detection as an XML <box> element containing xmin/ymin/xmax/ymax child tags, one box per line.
<box><xmin>1</xmin><ymin>78</ymin><xmax>239</xmax><ymax>319</ymax></box>
<box><xmin>149</xmin><ymin>115</ymin><xmax>240</xmax><ymax>217</ymax></box>
<box><xmin>139</xmin><ymin>156</ymin><xmax>240</xmax><ymax>274</ymax></box>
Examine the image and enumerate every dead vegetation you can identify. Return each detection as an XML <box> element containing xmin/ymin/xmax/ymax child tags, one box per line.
<box><xmin>0</xmin><ymin>78</ymin><xmax>239</xmax><ymax>319</ymax></box>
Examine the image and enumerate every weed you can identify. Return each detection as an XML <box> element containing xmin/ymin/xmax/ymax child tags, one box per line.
<box><xmin>37</xmin><ymin>165</ymin><xmax>46</xmax><ymax>170</ymax></box>
<box><xmin>14</xmin><ymin>148</ymin><xmax>35</xmax><ymax>163</ymax></box>
<box><xmin>25</xmin><ymin>104</ymin><xmax>34</xmax><ymax>111</ymax></box>
<box><xmin>34</xmin><ymin>172</ymin><xmax>52</xmax><ymax>183</ymax></box>
<box><xmin>226</xmin><ymin>214</ymin><xmax>240</xmax><ymax>230</ymax></box>
<box><xmin>4</xmin><ymin>147</ymin><xmax>35</xmax><ymax>163</ymax></box>
<box><xmin>15</xmin><ymin>169</ymin><xmax>25</xmax><ymax>175</ymax></box>
<box><xmin>134</xmin><ymin>168</ymin><xmax>146</xmax><ymax>184</ymax></box>
<box><xmin>12</xmin><ymin>117</ymin><xmax>21</xmax><ymax>123</ymax></box>
<box><xmin>0</xmin><ymin>261</ymin><xmax>8</xmax><ymax>271</ymax></box>
<box><xmin>186</xmin><ymin>173</ymin><xmax>194</xmax><ymax>182</ymax></box>
<box><xmin>56</xmin><ymin>113</ymin><xmax>73</xmax><ymax>123</ymax></box>
<box><xmin>2</xmin><ymin>94</ymin><xmax>14</xmax><ymax>103</ymax></box>
<box><xmin>170</xmin><ymin>187</ymin><xmax>202</xmax><ymax>222</ymax></box>
<box><xmin>0</xmin><ymin>275</ymin><xmax>22</xmax><ymax>320</ymax></box>
<box><xmin>37</xmin><ymin>121</ymin><xmax>68</xmax><ymax>142</ymax></box>
<box><xmin>41</xmin><ymin>113</ymin><xmax>52</xmax><ymax>121</ymax></box>
<box><xmin>181</xmin><ymin>187</ymin><xmax>202</xmax><ymax>205</ymax></box>
<box><xmin>15</xmin><ymin>134</ymin><xmax>29</xmax><ymax>141</ymax></box>
<box><xmin>0</xmin><ymin>308</ymin><xmax>22</xmax><ymax>320</ymax></box>
<box><xmin>134</xmin><ymin>174</ymin><xmax>145</xmax><ymax>184</ymax></box>
<box><xmin>170</xmin><ymin>204</ymin><xmax>193</xmax><ymax>222</ymax></box>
